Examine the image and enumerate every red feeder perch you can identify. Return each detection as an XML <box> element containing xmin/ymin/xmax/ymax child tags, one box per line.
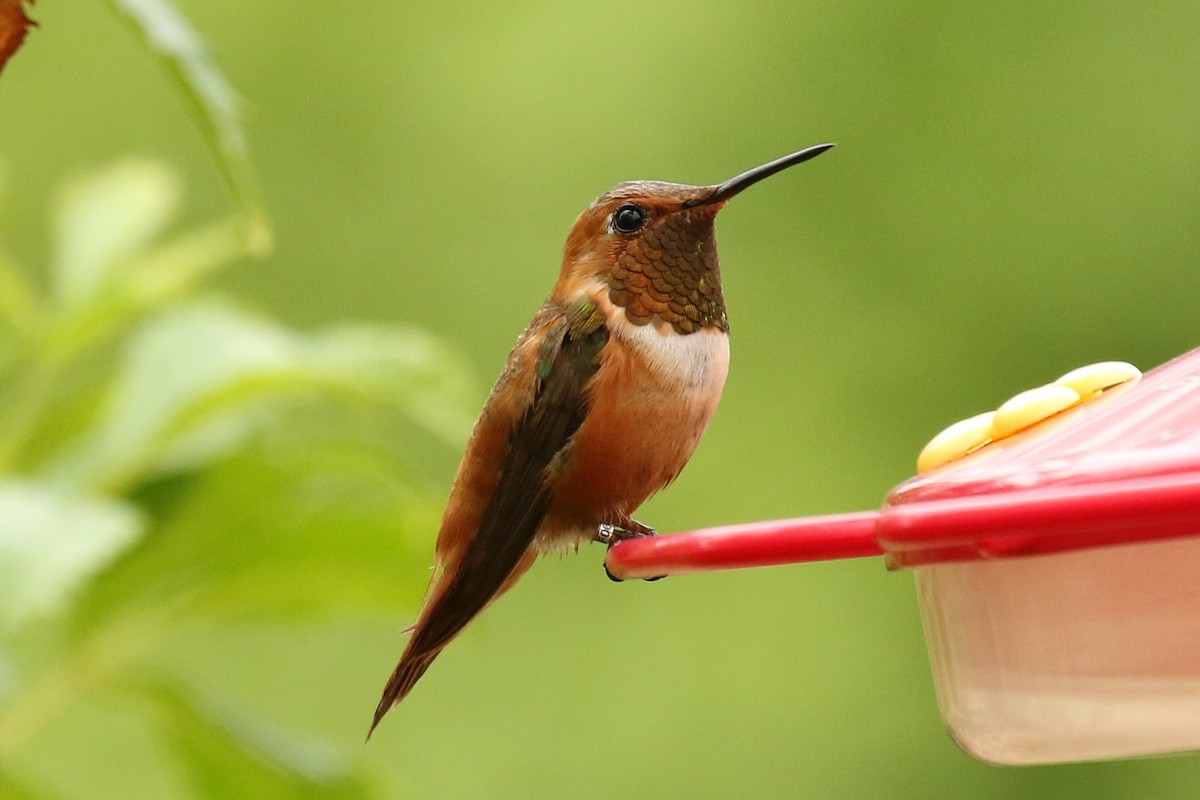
<box><xmin>605</xmin><ymin>346</ymin><xmax>1200</xmax><ymax>765</ymax></box>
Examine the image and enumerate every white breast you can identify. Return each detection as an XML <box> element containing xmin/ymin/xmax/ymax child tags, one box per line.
<box><xmin>617</xmin><ymin>315</ymin><xmax>730</xmax><ymax>395</ymax></box>
<box><xmin>583</xmin><ymin>276</ymin><xmax>731</xmax><ymax>395</ymax></box>
<box><xmin>533</xmin><ymin>283</ymin><xmax>731</xmax><ymax>551</ymax></box>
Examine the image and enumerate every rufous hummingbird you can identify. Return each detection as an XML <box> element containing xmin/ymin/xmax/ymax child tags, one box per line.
<box><xmin>370</xmin><ymin>143</ymin><xmax>835</xmax><ymax>735</ymax></box>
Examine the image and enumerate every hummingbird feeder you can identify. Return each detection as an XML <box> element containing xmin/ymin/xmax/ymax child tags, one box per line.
<box><xmin>604</xmin><ymin>346</ymin><xmax>1200</xmax><ymax>766</ymax></box>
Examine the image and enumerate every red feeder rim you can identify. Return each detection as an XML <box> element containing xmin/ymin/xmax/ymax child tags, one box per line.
<box><xmin>605</xmin><ymin>346</ymin><xmax>1200</xmax><ymax>580</ymax></box>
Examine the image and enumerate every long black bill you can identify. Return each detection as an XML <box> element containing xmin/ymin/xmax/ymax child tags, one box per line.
<box><xmin>684</xmin><ymin>142</ymin><xmax>836</xmax><ymax>208</ymax></box>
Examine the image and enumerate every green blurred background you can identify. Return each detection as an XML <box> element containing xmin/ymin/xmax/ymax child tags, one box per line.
<box><xmin>2</xmin><ymin>1</ymin><xmax>1199</xmax><ymax>797</ymax></box>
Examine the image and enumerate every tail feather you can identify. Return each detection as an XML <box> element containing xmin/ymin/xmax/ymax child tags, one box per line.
<box><xmin>368</xmin><ymin>648</ymin><xmax>439</xmax><ymax>738</ymax></box>
<box><xmin>367</xmin><ymin>549</ymin><xmax>537</xmax><ymax>737</ymax></box>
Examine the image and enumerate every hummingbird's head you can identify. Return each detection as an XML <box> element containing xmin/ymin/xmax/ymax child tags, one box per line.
<box><xmin>555</xmin><ymin>144</ymin><xmax>835</xmax><ymax>334</ymax></box>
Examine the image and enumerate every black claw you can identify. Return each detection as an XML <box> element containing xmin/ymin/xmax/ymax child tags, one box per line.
<box><xmin>604</xmin><ymin>564</ymin><xmax>665</xmax><ymax>583</ymax></box>
<box><xmin>600</xmin><ymin>520</ymin><xmax>663</xmax><ymax>582</ymax></box>
<box><xmin>628</xmin><ymin>519</ymin><xmax>658</xmax><ymax>539</ymax></box>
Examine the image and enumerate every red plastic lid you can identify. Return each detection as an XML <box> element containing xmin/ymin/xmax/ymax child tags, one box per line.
<box><xmin>879</xmin><ymin>346</ymin><xmax>1200</xmax><ymax>568</ymax></box>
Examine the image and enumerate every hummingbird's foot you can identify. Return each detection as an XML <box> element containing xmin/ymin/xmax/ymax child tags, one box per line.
<box><xmin>594</xmin><ymin>520</ymin><xmax>657</xmax><ymax>545</ymax></box>
<box><xmin>598</xmin><ymin>521</ymin><xmax>664</xmax><ymax>583</ymax></box>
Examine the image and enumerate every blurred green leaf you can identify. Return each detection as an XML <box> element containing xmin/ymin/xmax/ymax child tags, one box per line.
<box><xmin>0</xmin><ymin>481</ymin><xmax>143</xmax><ymax>632</ymax></box>
<box><xmin>51</xmin><ymin>299</ymin><xmax>299</xmax><ymax>491</ymax></box>
<box><xmin>47</xmin><ymin>299</ymin><xmax>474</xmax><ymax>493</ymax></box>
<box><xmin>42</xmin><ymin>167</ymin><xmax>251</xmax><ymax>371</ymax></box>
<box><xmin>0</xmin><ymin>142</ymin><xmax>467</xmax><ymax>782</ymax></box>
<box><xmin>167</xmin><ymin>445</ymin><xmax>441</xmax><ymax>621</ymax></box>
<box><xmin>0</xmin><ymin>161</ymin><xmax>254</xmax><ymax>478</ymax></box>
<box><xmin>121</xmin><ymin>215</ymin><xmax>251</xmax><ymax>310</ymax></box>
<box><xmin>52</xmin><ymin>159</ymin><xmax>180</xmax><ymax>307</ymax></box>
<box><xmin>69</xmin><ymin>404</ymin><xmax>445</xmax><ymax>632</ymax></box>
<box><xmin>0</xmin><ymin>2</ymin><xmax>470</xmax><ymax>792</ymax></box>
<box><xmin>140</xmin><ymin>680</ymin><xmax>374</xmax><ymax>798</ymax></box>
<box><xmin>106</xmin><ymin>0</ymin><xmax>271</xmax><ymax>255</ymax></box>
<box><xmin>302</xmin><ymin>325</ymin><xmax>477</xmax><ymax>446</ymax></box>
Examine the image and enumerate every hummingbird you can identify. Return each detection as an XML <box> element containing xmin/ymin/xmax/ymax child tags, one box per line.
<box><xmin>370</xmin><ymin>143</ymin><xmax>835</xmax><ymax>735</ymax></box>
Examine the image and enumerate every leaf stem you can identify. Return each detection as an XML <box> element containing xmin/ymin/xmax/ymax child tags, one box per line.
<box><xmin>105</xmin><ymin>0</ymin><xmax>273</xmax><ymax>256</ymax></box>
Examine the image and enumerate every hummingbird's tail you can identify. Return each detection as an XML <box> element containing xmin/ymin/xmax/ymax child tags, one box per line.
<box><xmin>367</xmin><ymin>548</ymin><xmax>537</xmax><ymax>738</ymax></box>
<box><xmin>368</xmin><ymin>648</ymin><xmax>439</xmax><ymax>738</ymax></box>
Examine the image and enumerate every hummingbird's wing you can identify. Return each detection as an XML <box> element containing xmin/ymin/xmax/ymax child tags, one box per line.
<box><xmin>370</xmin><ymin>301</ymin><xmax>609</xmax><ymax>732</ymax></box>
<box><xmin>413</xmin><ymin>311</ymin><xmax>608</xmax><ymax>649</ymax></box>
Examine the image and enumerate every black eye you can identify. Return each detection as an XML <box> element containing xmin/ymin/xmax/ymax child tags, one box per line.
<box><xmin>611</xmin><ymin>203</ymin><xmax>648</xmax><ymax>234</ymax></box>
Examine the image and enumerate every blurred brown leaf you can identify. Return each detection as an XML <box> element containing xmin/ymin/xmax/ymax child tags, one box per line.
<box><xmin>0</xmin><ymin>0</ymin><xmax>36</xmax><ymax>76</ymax></box>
